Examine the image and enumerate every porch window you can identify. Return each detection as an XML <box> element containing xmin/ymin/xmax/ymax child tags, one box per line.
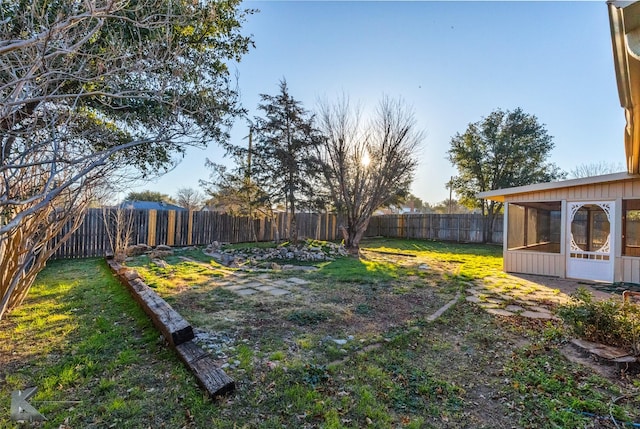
<box><xmin>507</xmin><ymin>202</ymin><xmax>561</xmax><ymax>253</ymax></box>
<box><xmin>623</xmin><ymin>199</ymin><xmax>640</xmax><ymax>256</ymax></box>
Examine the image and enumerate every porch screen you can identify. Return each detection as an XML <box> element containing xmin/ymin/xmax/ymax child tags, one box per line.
<box><xmin>507</xmin><ymin>202</ymin><xmax>561</xmax><ymax>253</ymax></box>
<box><xmin>623</xmin><ymin>199</ymin><xmax>640</xmax><ymax>256</ymax></box>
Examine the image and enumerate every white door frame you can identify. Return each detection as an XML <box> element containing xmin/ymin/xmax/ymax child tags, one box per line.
<box><xmin>566</xmin><ymin>201</ymin><xmax>615</xmax><ymax>282</ymax></box>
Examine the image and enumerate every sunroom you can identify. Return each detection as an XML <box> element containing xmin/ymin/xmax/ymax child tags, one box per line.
<box><xmin>479</xmin><ymin>173</ymin><xmax>640</xmax><ymax>283</ymax></box>
<box><xmin>476</xmin><ymin>1</ymin><xmax>640</xmax><ymax>283</ymax></box>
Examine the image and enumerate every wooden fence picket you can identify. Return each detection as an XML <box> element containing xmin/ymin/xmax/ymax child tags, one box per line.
<box><xmin>49</xmin><ymin>209</ymin><xmax>503</xmax><ymax>259</ymax></box>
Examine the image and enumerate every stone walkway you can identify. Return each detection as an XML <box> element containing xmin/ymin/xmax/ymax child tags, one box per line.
<box><xmin>466</xmin><ymin>273</ymin><xmax>619</xmax><ymax>319</ymax></box>
<box><xmin>179</xmin><ymin>256</ymin><xmax>312</xmax><ymax>297</ymax></box>
<box><xmin>214</xmin><ymin>272</ymin><xmax>310</xmax><ymax>297</ymax></box>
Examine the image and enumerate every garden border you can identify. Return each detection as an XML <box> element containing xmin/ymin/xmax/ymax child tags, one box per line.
<box><xmin>105</xmin><ymin>258</ymin><xmax>235</xmax><ymax>398</ymax></box>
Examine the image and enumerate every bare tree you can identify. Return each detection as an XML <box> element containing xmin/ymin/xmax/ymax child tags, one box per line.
<box><xmin>175</xmin><ymin>187</ymin><xmax>205</xmax><ymax>211</ymax></box>
<box><xmin>317</xmin><ymin>96</ymin><xmax>423</xmax><ymax>252</ymax></box>
<box><xmin>569</xmin><ymin>161</ymin><xmax>625</xmax><ymax>178</ymax></box>
<box><xmin>103</xmin><ymin>207</ymin><xmax>135</xmax><ymax>262</ymax></box>
<box><xmin>0</xmin><ymin>0</ymin><xmax>252</xmax><ymax>319</ymax></box>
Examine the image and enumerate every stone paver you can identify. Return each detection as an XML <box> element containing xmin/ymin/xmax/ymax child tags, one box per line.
<box><xmin>286</xmin><ymin>277</ymin><xmax>310</xmax><ymax>285</ymax></box>
<box><xmin>519</xmin><ymin>310</ymin><xmax>558</xmax><ymax>320</ymax></box>
<box><xmin>242</xmin><ymin>281</ymin><xmax>266</xmax><ymax>289</ymax></box>
<box><xmin>529</xmin><ymin>305</ymin><xmax>553</xmax><ymax>314</ymax></box>
<box><xmin>478</xmin><ymin>302</ymin><xmax>501</xmax><ymax>309</ymax></box>
<box><xmin>268</xmin><ymin>288</ymin><xmax>290</xmax><ymax>296</ymax></box>
<box><xmin>486</xmin><ymin>308</ymin><xmax>515</xmax><ymax>317</ymax></box>
<box><xmin>235</xmin><ymin>288</ymin><xmax>258</xmax><ymax>296</ymax></box>
<box><xmin>464</xmin><ymin>272</ymin><xmax>616</xmax><ymax>321</ymax></box>
<box><xmin>224</xmin><ymin>284</ymin><xmax>250</xmax><ymax>291</ymax></box>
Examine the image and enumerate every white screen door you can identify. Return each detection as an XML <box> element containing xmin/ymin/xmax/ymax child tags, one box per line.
<box><xmin>566</xmin><ymin>202</ymin><xmax>614</xmax><ymax>282</ymax></box>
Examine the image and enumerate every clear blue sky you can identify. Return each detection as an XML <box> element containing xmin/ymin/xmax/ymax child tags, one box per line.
<box><xmin>132</xmin><ymin>0</ymin><xmax>625</xmax><ymax>206</ymax></box>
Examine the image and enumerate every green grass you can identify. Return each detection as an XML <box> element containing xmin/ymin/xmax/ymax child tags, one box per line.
<box><xmin>0</xmin><ymin>259</ymin><xmax>221</xmax><ymax>428</ymax></box>
<box><xmin>360</xmin><ymin>238</ymin><xmax>504</xmax><ymax>281</ymax></box>
<box><xmin>1</xmin><ymin>240</ymin><xmax>639</xmax><ymax>428</ymax></box>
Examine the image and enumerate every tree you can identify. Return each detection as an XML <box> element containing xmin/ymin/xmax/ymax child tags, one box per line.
<box><xmin>447</xmin><ymin>108</ymin><xmax>565</xmax><ymax>242</ymax></box>
<box><xmin>398</xmin><ymin>193</ymin><xmax>426</xmax><ymax>213</ymax></box>
<box><xmin>174</xmin><ymin>188</ymin><xmax>205</xmax><ymax>211</ymax></box>
<box><xmin>250</xmin><ymin>79</ymin><xmax>325</xmax><ymax>243</ymax></box>
<box><xmin>200</xmin><ymin>128</ymin><xmax>273</xmax><ymax>219</ymax></box>
<box><xmin>317</xmin><ymin>96</ymin><xmax>423</xmax><ymax>252</ymax></box>
<box><xmin>569</xmin><ymin>161</ymin><xmax>625</xmax><ymax>178</ymax></box>
<box><xmin>0</xmin><ymin>0</ymin><xmax>253</xmax><ymax>320</ymax></box>
<box><xmin>430</xmin><ymin>199</ymin><xmax>473</xmax><ymax>214</ymax></box>
<box><xmin>124</xmin><ymin>191</ymin><xmax>175</xmax><ymax>204</ymax></box>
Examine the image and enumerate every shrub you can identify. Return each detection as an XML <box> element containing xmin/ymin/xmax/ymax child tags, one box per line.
<box><xmin>558</xmin><ymin>287</ymin><xmax>640</xmax><ymax>354</ymax></box>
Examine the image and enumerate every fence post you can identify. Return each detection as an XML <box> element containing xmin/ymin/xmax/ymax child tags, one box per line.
<box><xmin>187</xmin><ymin>211</ymin><xmax>194</xmax><ymax>245</ymax></box>
<box><xmin>167</xmin><ymin>210</ymin><xmax>176</xmax><ymax>246</ymax></box>
<box><xmin>148</xmin><ymin>209</ymin><xmax>157</xmax><ymax>247</ymax></box>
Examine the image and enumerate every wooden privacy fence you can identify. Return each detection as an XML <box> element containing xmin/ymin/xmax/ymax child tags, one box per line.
<box><xmin>365</xmin><ymin>213</ymin><xmax>504</xmax><ymax>244</ymax></box>
<box><xmin>50</xmin><ymin>209</ymin><xmax>340</xmax><ymax>259</ymax></box>
<box><xmin>50</xmin><ymin>209</ymin><xmax>503</xmax><ymax>259</ymax></box>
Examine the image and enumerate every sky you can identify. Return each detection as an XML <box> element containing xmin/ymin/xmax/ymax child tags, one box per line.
<box><xmin>130</xmin><ymin>0</ymin><xmax>626</xmax><ymax>206</ymax></box>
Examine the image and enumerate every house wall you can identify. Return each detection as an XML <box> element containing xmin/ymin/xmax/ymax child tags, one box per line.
<box><xmin>501</xmin><ymin>177</ymin><xmax>640</xmax><ymax>283</ymax></box>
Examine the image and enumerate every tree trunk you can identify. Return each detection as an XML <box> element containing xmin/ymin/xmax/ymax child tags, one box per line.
<box><xmin>345</xmin><ymin>217</ymin><xmax>371</xmax><ymax>254</ymax></box>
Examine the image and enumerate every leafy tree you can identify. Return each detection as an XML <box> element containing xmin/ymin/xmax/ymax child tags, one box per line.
<box><xmin>398</xmin><ymin>193</ymin><xmax>426</xmax><ymax>213</ymax></box>
<box><xmin>124</xmin><ymin>191</ymin><xmax>175</xmax><ymax>204</ymax></box>
<box><xmin>251</xmin><ymin>79</ymin><xmax>325</xmax><ymax>243</ymax></box>
<box><xmin>200</xmin><ymin>160</ymin><xmax>271</xmax><ymax>218</ymax></box>
<box><xmin>430</xmin><ymin>199</ymin><xmax>474</xmax><ymax>215</ymax></box>
<box><xmin>317</xmin><ymin>96</ymin><xmax>423</xmax><ymax>252</ymax></box>
<box><xmin>0</xmin><ymin>0</ymin><xmax>253</xmax><ymax>320</ymax></box>
<box><xmin>447</xmin><ymin>107</ymin><xmax>565</xmax><ymax>242</ymax></box>
<box><xmin>174</xmin><ymin>188</ymin><xmax>205</xmax><ymax>211</ymax></box>
<box><xmin>569</xmin><ymin>161</ymin><xmax>625</xmax><ymax>178</ymax></box>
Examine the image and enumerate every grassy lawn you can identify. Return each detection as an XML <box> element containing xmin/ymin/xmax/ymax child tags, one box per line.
<box><xmin>1</xmin><ymin>239</ymin><xmax>639</xmax><ymax>428</ymax></box>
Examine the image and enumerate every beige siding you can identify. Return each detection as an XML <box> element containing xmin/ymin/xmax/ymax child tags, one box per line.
<box><xmin>504</xmin><ymin>251</ymin><xmax>563</xmax><ymax>277</ymax></box>
<box><xmin>621</xmin><ymin>257</ymin><xmax>640</xmax><ymax>284</ymax></box>
<box><xmin>504</xmin><ymin>178</ymin><xmax>640</xmax><ymax>203</ymax></box>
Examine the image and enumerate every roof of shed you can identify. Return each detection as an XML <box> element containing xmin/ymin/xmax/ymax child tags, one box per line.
<box><xmin>478</xmin><ymin>172</ymin><xmax>639</xmax><ymax>202</ymax></box>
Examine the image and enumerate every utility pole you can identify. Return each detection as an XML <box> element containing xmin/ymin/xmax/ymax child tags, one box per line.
<box><xmin>245</xmin><ymin>126</ymin><xmax>252</xmax><ymax>183</ymax></box>
<box><xmin>448</xmin><ymin>176</ymin><xmax>453</xmax><ymax>214</ymax></box>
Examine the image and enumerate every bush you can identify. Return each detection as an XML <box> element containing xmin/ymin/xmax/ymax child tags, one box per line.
<box><xmin>558</xmin><ymin>287</ymin><xmax>640</xmax><ymax>354</ymax></box>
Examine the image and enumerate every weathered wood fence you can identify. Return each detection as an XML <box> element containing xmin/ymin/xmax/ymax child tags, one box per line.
<box><xmin>50</xmin><ymin>209</ymin><xmax>503</xmax><ymax>259</ymax></box>
<box><xmin>365</xmin><ymin>214</ymin><xmax>504</xmax><ymax>244</ymax></box>
<box><xmin>50</xmin><ymin>208</ymin><xmax>340</xmax><ymax>259</ymax></box>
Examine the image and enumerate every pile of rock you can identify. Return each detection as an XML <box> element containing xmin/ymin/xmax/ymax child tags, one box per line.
<box><xmin>204</xmin><ymin>241</ymin><xmax>348</xmax><ymax>268</ymax></box>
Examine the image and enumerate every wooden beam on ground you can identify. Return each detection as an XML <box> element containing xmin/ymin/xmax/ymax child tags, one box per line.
<box><xmin>112</xmin><ymin>265</ymin><xmax>193</xmax><ymax>347</ymax></box>
<box><xmin>105</xmin><ymin>259</ymin><xmax>235</xmax><ymax>398</ymax></box>
<box><xmin>175</xmin><ymin>341</ymin><xmax>235</xmax><ymax>397</ymax></box>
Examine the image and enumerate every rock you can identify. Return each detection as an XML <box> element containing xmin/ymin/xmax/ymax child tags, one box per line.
<box><xmin>333</xmin><ymin>339</ymin><xmax>348</xmax><ymax>345</ymax></box>
<box><xmin>151</xmin><ymin>259</ymin><xmax>169</xmax><ymax>268</ymax></box>
<box><xmin>155</xmin><ymin>244</ymin><xmax>172</xmax><ymax>251</ymax></box>
<box><xmin>126</xmin><ymin>243</ymin><xmax>152</xmax><ymax>256</ymax></box>
<box><xmin>270</xmin><ymin>262</ymin><xmax>281</xmax><ymax>270</ymax></box>
<box><xmin>149</xmin><ymin>250</ymin><xmax>173</xmax><ymax>259</ymax></box>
